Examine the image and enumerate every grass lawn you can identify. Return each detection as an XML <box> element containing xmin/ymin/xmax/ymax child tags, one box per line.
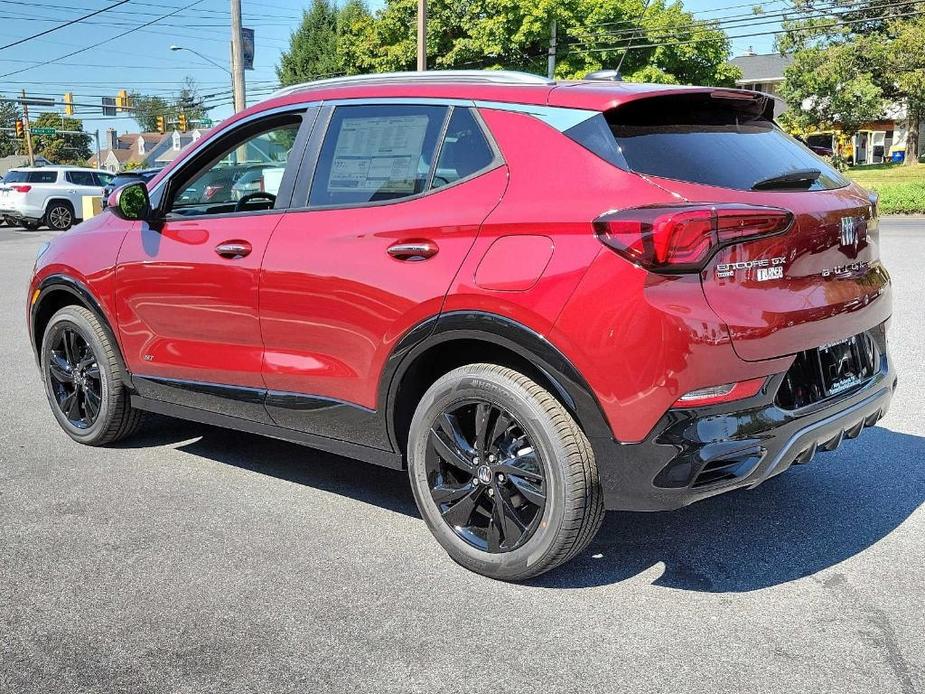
<box><xmin>846</xmin><ymin>163</ymin><xmax>925</xmax><ymax>214</ymax></box>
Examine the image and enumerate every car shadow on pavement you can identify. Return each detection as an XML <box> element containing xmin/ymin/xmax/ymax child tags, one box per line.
<box><xmin>118</xmin><ymin>414</ymin><xmax>420</xmax><ymax>518</ymax></box>
<box><xmin>534</xmin><ymin>426</ymin><xmax>925</xmax><ymax>592</ymax></box>
<box><xmin>118</xmin><ymin>418</ymin><xmax>924</xmax><ymax>593</ymax></box>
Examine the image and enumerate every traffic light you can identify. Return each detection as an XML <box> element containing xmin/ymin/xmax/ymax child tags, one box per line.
<box><xmin>14</xmin><ymin>119</ymin><xmax>23</xmax><ymax>138</ymax></box>
<box><xmin>177</xmin><ymin>113</ymin><xmax>188</xmax><ymax>132</ymax></box>
<box><xmin>155</xmin><ymin>115</ymin><xmax>165</xmax><ymax>134</ymax></box>
<box><xmin>63</xmin><ymin>92</ymin><xmax>74</xmax><ymax>117</ymax></box>
<box><xmin>115</xmin><ymin>89</ymin><xmax>128</xmax><ymax>111</ymax></box>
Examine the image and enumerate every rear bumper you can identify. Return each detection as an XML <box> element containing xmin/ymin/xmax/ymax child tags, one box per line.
<box><xmin>0</xmin><ymin>204</ymin><xmax>44</xmax><ymax>221</ymax></box>
<box><xmin>594</xmin><ymin>324</ymin><xmax>895</xmax><ymax>511</ymax></box>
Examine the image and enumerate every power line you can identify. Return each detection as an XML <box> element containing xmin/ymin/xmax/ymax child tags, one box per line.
<box><xmin>567</xmin><ymin>0</ymin><xmax>917</xmax><ymax>46</ymax></box>
<box><xmin>0</xmin><ymin>0</ymin><xmax>131</xmax><ymax>51</ymax></box>
<box><xmin>0</xmin><ymin>0</ymin><xmax>302</xmax><ymax>23</ymax></box>
<box><xmin>565</xmin><ymin>5</ymin><xmax>925</xmax><ymax>54</ymax></box>
<box><xmin>0</xmin><ymin>0</ymin><xmax>210</xmax><ymax>80</ymax></box>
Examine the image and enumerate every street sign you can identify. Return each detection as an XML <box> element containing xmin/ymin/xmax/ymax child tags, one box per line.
<box><xmin>198</xmin><ymin>118</ymin><xmax>213</xmax><ymax>127</ymax></box>
<box><xmin>19</xmin><ymin>97</ymin><xmax>54</xmax><ymax>107</ymax></box>
<box><xmin>242</xmin><ymin>27</ymin><xmax>255</xmax><ymax>70</ymax></box>
<box><xmin>30</xmin><ymin>127</ymin><xmax>56</xmax><ymax>136</ymax></box>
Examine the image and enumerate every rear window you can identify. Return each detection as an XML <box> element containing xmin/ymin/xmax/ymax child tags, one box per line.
<box><xmin>5</xmin><ymin>170</ymin><xmax>57</xmax><ymax>183</ymax></box>
<box><xmin>66</xmin><ymin>171</ymin><xmax>96</xmax><ymax>186</ymax></box>
<box><xmin>110</xmin><ymin>174</ymin><xmax>144</xmax><ymax>188</ymax></box>
<box><xmin>567</xmin><ymin>93</ymin><xmax>848</xmax><ymax>192</ymax></box>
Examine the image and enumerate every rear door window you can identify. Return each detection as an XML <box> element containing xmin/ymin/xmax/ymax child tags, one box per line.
<box><xmin>309</xmin><ymin>104</ymin><xmax>447</xmax><ymax>207</ymax></box>
<box><xmin>568</xmin><ymin>93</ymin><xmax>848</xmax><ymax>192</ymax></box>
<box><xmin>431</xmin><ymin>108</ymin><xmax>496</xmax><ymax>189</ymax></box>
<box><xmin>66</xmin><ymin>171</ymin><xmax>97</xmax><ymax>186</ymax></box>
<box><xmin>6</xmin><ymin>170</ymin><xmax>58</xmax><ymax>183</ymax></box>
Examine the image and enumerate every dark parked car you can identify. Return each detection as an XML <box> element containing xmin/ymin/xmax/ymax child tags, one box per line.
<box><xmin>101</xmin><ymin>168</ymin><xmax>162</xmax><ymax>206</ymax></box>
<box><xmin>28</xmin><ymin>71</ymin><xmax>894</xmax><ymax>581</ymax></box>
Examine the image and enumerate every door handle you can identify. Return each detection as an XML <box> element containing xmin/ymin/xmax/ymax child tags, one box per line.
<box><xmin>215</xmin><ymin>240</ymin><xmax>252</xmax><ymax>259</ymax></box>
<box><xmin>387</xmin><ymin>240</ymin><xmax>438</xmax><ymax>261</ymax></box>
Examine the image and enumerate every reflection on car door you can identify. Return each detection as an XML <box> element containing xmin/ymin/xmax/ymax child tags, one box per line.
<box><xmin>114</xmin><ymin>111</ymin><xmax>312</xmax><ymax>418</ymax></box>
<box><xmin>259</xmin><ymin>104</ymin><xmax>506</xmax><ymax>448</ymax></box>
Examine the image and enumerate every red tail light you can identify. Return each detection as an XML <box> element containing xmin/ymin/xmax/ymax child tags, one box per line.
<box><xmin>594</xmin><ymin>204</ymin><xmax>793</xmax><ymax>272</ymax></box>
<box><xmin>11</xmin><ymin>185</ymin><xmax>31</xmax><ymax>193</ymax></box>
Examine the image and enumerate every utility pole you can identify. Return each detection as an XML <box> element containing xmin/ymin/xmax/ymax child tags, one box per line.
<box><xmin>547</xmin><ymin>18</ymin><xmax>557</xmax><ymax>79</ymax></box>
<box><xmin>94</xmin><ymin>129</ymin><xmax>101</xmax><ymax>170</ymax></box>
<box><xmin>416</xmin><ymin>0</ymin><xmax>427</xmax><ymax>71</ymax></box>
<box><xmin>230</xmin><ymin>0</ymin><xmax>246</xmax><ymax>112</ymax></box>
<box><xmin>20</xmin><ymin>90</ymin><xmax>34</xmax><ymax>166</ymax></box>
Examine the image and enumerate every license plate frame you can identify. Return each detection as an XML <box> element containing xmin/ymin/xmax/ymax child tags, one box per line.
<box><xmin>818</xmin><ymin>335</ymin><xmax>872</xmax><ymax>396</ymax></box>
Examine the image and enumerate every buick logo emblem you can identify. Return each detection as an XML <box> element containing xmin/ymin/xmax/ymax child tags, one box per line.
<box><xmin>840</xmin><ymin>216</ymin><xmax>858</xmax><ymax>250</ymax></box>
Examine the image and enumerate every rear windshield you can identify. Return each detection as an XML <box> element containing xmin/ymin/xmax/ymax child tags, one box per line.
<box><xmin>5</xmin><ymin>170</ymin><xmax>57</xmax><ymax>183</ymax></box>
<box><xmin>111</xmin><ymin>174</ymin><xmax>144</xmax><ymax>187</ymax></box>
<box><xmin>567</xmin><ymin>93</ymin><xmax>848</xmax><ymax>192</ymax></box>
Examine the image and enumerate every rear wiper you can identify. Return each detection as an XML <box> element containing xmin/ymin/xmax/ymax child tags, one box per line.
<box><xmin>751</xmin><ymin>168</ymin><xmax>821</xmax><ymax>190</ymax></box>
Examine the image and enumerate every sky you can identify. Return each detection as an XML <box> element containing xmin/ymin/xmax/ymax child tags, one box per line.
<box><xmin>0</xmin><ymin>0</ymin><xmax>782</xmax><ymax>140</ymax></box>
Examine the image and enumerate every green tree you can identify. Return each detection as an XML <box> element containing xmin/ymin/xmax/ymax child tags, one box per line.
<box><xmin>778</xmin><ymin>2</ymin><xmax>925</xmax><ymax>164</ymax></box>
<box><xmin>130</xmin><ymin>77</ymin><xmax>206</xmax><ymax>133</ymax></box>
<box><xmin>778</xmin><ymin>43</ymin><xmax>884</xmax><ymax>153</ymax></box>
<box><xmin>277</xmin><ymin>0</ymin><xmax>346</xmax><ymax>86</ymax></box>
<box><xmin>130</xmin><ymin>92</ymin><xmax>171</xmax><ymax>132</ymax></box>
<box><xmin>292</xmin><ymin>0</ymin><xmax>738</xmax><ymax>86</ymax></box>
<box><xmin>0</xmin><ymin>97</ymin><xmax>21</xmax><ymax>157</ymax></box>
<box><xmin>174</xmin><ymin>76</ymin><xmax>207</xmax><ymax>127</ymax></box>
<box><xmin>28</xmin><ymin>113</ymin><xmax>91</xmax><ymax>164</ymax></box>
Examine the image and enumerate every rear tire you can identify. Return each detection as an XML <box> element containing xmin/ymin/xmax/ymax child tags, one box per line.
<box><xmin>407</xmin><ymin>363</ymin><xmax>604</xmax><ymax>581</ymax></box>
<box><xmin>45</xmin><ymin>201</ymin><xmax>74</xmax><ymax>231</ymax></box>
<box><xmin>41</xmin><ymin>305</ymin><xmax>143</xmax><ymax>446</ymax></box>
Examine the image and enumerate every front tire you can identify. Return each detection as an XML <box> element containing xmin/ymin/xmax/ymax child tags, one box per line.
<box><xmin>407</xmin><ymin>364</ymin><xmax>604</xmax><ymax>581</ymax></box>
<box><xmin>41</xmin><ymin>305</ymin><xmax>143</xmax><ymax>445</ymax></box>
<box><xmin>45</xmin><ymin>201</ymin><xmax>74</xmax><ymax>231</ymax></box>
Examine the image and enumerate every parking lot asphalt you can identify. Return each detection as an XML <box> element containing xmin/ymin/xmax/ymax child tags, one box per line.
<box><xmin>1</xmin><ymin>219</ymin><xmax>923</xmax><ymax>694</ymax></box>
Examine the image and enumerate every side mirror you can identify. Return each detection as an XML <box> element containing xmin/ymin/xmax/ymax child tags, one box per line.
<box><xmin>108</xmin><ymin>182</ymin><xmax>151</xmax><ymax>221</ymax></box>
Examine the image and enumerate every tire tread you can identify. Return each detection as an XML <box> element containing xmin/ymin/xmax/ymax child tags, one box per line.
<box><xmin>415</xmin><ymin>363</ymin><xmax>604</xmax><ymax>581</ymax></box>
<box><xmin>45</xmin><ymin>305</ymin><xmax>143</xmax><ymax>445</ymax></box>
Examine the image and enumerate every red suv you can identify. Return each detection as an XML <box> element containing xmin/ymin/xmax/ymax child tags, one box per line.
<box><xmin>28</xmin><ymin>71</ymin><xmax>895</xmax><ymax>581</ymax></box>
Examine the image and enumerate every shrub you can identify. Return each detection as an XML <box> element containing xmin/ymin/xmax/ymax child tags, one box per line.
<box><xmin>871</xmin><ymin>182</ymin><xmax>925</xmax><ymax>214</ymax></box>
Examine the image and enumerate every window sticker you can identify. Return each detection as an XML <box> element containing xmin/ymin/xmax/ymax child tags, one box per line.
<box><xmin>328</xmin><ymin>115</ymin><xmax>429</xmax><ymax>193</ymax></box>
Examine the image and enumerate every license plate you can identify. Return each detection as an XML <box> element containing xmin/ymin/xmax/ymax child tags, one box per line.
<box><xmin>818</xmin><ymin>335</ymin><xmax>871</xmax><ymax>395</ymax></box>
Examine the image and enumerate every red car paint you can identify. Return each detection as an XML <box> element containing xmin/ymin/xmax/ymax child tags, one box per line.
<box><xmin>29</xmin><ymin>77</ymin><xmax>891</xmax><ymax>479</ymax></box>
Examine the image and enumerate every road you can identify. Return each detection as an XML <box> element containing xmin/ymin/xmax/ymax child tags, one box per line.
<box><xmin>1</xmin><ymin>219</ymin><xmax>923</xmax><ymax>694</ymax></box>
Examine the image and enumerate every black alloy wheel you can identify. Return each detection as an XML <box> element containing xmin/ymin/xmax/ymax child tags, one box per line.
<box><xmin>47</xmin><ymin>326</ymin><xmax>102</xmax><ymax>429</ymax></box>
<box><xmin>426</xmin><ymin>400</ymin><xmax>547</xmax><ymax>553</ymax></box>
<box><xmin>408</xmin><ymin>364</ymin><xmax>604</xmax><ymax>581</ymax></box>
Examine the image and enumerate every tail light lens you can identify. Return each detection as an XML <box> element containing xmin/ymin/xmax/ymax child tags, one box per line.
<box><xmin>594</xmin><ymin>204</ymin><xmax>793</xmax><ymax>272</ymax></box>
<box><xmin>11</xmin><ymin>185</ymin><xmax>31</xmax><ymax>193</ymax></box>
<box><xmin>673</xmin><ymin>377</ymin><xmax>767</xmax><ymax>408</ymax></box>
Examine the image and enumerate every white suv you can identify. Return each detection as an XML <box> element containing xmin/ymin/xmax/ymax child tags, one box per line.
<box><xmin>0</xmin><ymin>166</ymin><xmax>113</xmax><ymax>231</ymax></box>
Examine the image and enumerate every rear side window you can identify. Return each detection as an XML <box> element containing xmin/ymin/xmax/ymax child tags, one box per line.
<box><xmin>66</xmin><ymin>171</ymin><xmax>96</xmax><ymax>186</ymax></box>
<box><xmin>567</xmin><ymin>93</ymin><xmax>847</xmax><ymax>192</ymax></box>
<box><xmin>6</xmin><ymin>170</ymin><xmax>57</xmax><ymax>183</ymax></box>
<box><xmin>110</xmin><ymin>174</ymin><xmax>139</xmax><ymax>188</ymax></box>
<box><xmin>431</xmin><ymin>108</ymin><xmax>495</xmax><ymax>189</ymax></box>
<box><xmin>93</xmin><ymin>172</ymin><xmax>113</xmax><ymax>186</ymax></box>
<box><xmin>309</xmin><ymin>104</ymin><xmax>446</xmax><ymax>207</ymax></box>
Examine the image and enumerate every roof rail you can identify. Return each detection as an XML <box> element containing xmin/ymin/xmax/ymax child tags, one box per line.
<box><xmin>270</xmin><ymin>70</ymin><xmax>554</xmax><ymax>99</ymax></box>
